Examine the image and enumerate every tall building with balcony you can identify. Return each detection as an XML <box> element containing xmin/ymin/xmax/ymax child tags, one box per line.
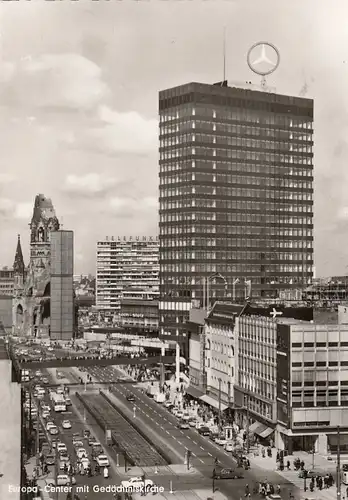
<box><xmin>96</xmin><ymin>237</ymin><xmax>159</xmax><ymax>320</ymax></box>
<box><xmin>159</xmin><ymin>82</ymin><xmax>314</xmax><ymax>344</ymax></box>
<box><xmin>0</xmin><ymin>267</ymin><xmax>14</xmax><ymax>296</ymax></box>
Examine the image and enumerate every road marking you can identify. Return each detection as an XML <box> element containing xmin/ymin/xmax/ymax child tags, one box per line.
<box><xmin>192</xmin><ymin>441</ymin><xmax>197</xmax><ymax>445</ymax></box>
<box><xmin>192</xmin><ymin>452</ymin><xmax>196</xmax><ymax>457</ymax></box>
<box><xmin>166</xmin><ymin>431</ymin><xmax>170</xmax><ymax>434</ymax></box>
<box><xmin>200</xmin><ymin>446</ymin><xmax>204</xmax><ymax>450</ymax></box>
<box><xmin>199</xmin><ymin>458</ymin><xmax>204</xmax><ymax>463</ymax></box>
<box><xmin>177</xmin><ymin>440</ymin><xmax>182</xmax><ymax>445</ymax></box>
<box><xmin>208</xmin><ymin>452</ymin><xmax>212</xmax><ymax>456</ymax></box>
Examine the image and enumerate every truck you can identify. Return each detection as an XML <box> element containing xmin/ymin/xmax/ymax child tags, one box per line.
<box><xmin>154</xmin><ymin>393</ymin><xmax>165</xmax><ymax>403</ymax></box>
<box><xmin>51</xmin><ymin>392</ymin><xmax>66</xmax><ymax>412</ymax></box>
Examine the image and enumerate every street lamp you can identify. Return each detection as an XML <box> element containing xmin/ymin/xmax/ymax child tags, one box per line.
<box><xmin>206</xmin><ymin>272</ymin><xmax>228</xmax><ymax>311</ymax></box>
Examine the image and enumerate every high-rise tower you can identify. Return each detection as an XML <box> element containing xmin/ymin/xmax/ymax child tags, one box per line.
<box><xmin>158</xmin><ymin>82</ymin><xmax>314</xmax><ymax>344</ymax></box>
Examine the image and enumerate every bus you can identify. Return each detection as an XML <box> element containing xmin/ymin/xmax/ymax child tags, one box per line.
<box><xmin>51</xmin><ymin>392</ymin><xmax>66</xmax><ymax>412</ymax></box>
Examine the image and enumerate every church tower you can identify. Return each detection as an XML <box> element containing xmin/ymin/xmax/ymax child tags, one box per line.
<box><xmin>13</xmin><ymin>234</ymin><xmax>25</xmax><ymax>292</ymax></box>
<box><xmin>29</xmin><ymin>194</ymin><xmax>60</xmax><ymax>278</ymax></box>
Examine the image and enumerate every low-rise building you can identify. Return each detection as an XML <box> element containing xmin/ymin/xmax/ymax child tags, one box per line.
<box><xmin>0</xmin><ymin>267</ymin><xmax>14</xmax><ymax>296</ymax></box>
<box><xmin>276</xmin><ymin>320</ymin><xmax>348</xmax><ymax>455</ymax></box>
<box><xmin>120</xmin><ymin>297</ymin><xmax>159</xmax><ymax>334</ymax></box>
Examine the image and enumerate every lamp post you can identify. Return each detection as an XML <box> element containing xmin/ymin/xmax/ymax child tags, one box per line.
<box><xmin>206</xmin><ymin>272</ymin><xmax>228</xmax><ymax>311</ymax></box>
<box><xmin>337</xmin><ymin>426</ymin><xmax>341</xmax><ymax>500</ymax></box>
<box><xmin>218</xmin><ymin>378</ymin><xmax>222</xmax><ymax>431</ymax></box>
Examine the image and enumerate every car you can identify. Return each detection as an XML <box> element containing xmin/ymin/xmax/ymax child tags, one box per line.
<box><xmin>164</xmin><ymin>402</ymin><xmax>173</xmax><ymax>408</ymax></box>
<box><xmin>88</xmin><ymin>436</ymin><xmax>97</xmax><ymax>446</ymax></box>
<box><xmin>266</xmin><ymin>495</ymin><xmax>282</xmax><ymax>500</ymax></box>
<box><xmin>48</xmin><ymin>347</ymin><xmax>54</xmax><ymax>352</ymax></box>
<box><xmin>49</xmin><ymin>426</ymin><xmax>59</xmax><ymax>435</ymax></box>
<box><xmin>57</xmin><ymin>443</ymin><xmax>67</xmax><ymax>454</ymax></box>
<box><xmin>35</xmin><ymin>370</ymin><xmax>42</xmax><ymax>377</ymax></box>
<box><xmin>126</xmin><ymin>393</ymin><xmax>135</xmax><ymax>402</ymax></box>
<box><xmin>298</xmin><ymin>469</ymin><xmax>316</xmax><ymax>479</ymax></box>
<box><xmin>213</xmin><ymin>468</ymin><xmax>244</xmax><ymax>480</ymax></box>
<box><xmin>178</xmin><ymin>421</ymin><xmax>190</xmax><ymax>430</ymax></box>
<box><xmin>42</xmin><ymin>404</ymin><xmax>50</xmax><ymax>412</ymax></box>
<box><xmin>48</xmin><ymin>474</ymin><xmax>76</xmax><ymax>486</ymax></box>
<box><xmin>189</xmin><ymin>419</ymin><xmax>197</xmax><ymax>427</ymax></box>
<box><xmin>198</xmin><ymin>426</ymin><xmax>210</xmax><ymax>436</ymax></box>
<box><xmin>42</xmin><ymin>411</ymin><xmax>50</xmax><ymax>419</ymax></box>
<box><xmin>46</xmin><ymin>422</ymin><xmax>55</xmax><ymax>431</ymax></box>
<box><xmin>171</xmin><ymin>408</ymin><xmax>180</xmax><ymax>416</ymax></box>
<box><xmin>83</xmin><ymin>429</ymin><xmax>91</xmax><ymax>439</ymax></box>
<box><xmin>73</xmin><ymin>441</ymin><xmax>84</xmax><ymax>449</ymax></box>
<box><xmin>72</xmin><ymin>435</ymin><xmax>83</xmax><ymax>445</ymax></box>
<box><xmin>65</xmin><ymin>397</ymin><xmax>72</xmax><ymax>406</ymax></box>
<box><xmin>121</xmin><ymin>476</ymin><xmax>154</xmax><ymax>490</ymax></box>
<box><xmin>62</xmin><ymin>420</ymin><xmax>71</xmax><ymax>429</ymax></box>
<box><xmin>182</xmin><ymin>413</ymin><xmax>191</xmax><ymax>422</ymax></box>
<box><xmin>59</xmin><ymin>458</ymin><xmax>71</xmax><ymax>470</ymax></box>
<box><xmin>45</xmin><ymin>453</ymin><xmax>55</xmax><ymax>466</ymax></box>
<box><xmin>176</xmin><ymin>411</ymin><xmax>184</xmax><ymax>419</ymax></box>
<box><xmin>96</xmin><ymin>454</ymin><xmax>110</xmax><ymax>467</ymax></box>
<box><xmin>215</xmin><ymin>436</ymin><xmax>227</xmax><ymax>446</ymax></box>
<box><xmin>42</xmin><ymin>378</ymin><xmax>49</xmax><ymax>385</ymax></box>
<box><xmin>80</xmin><ymin>457</ymin><xmax>90</xmax><ymax>470</ymax></box>
<box><xmin>76</xmin><ymin>448</ymin><xmax>88</xmax><ymax>460</ymax></box>
<box><xmin>225</xmin><ymin>442</ymin><xmax>235</xmax><ymax>452</ymax></box>
<box><xmin>51</xmin><ymin>439</ymin><xmax>57</xmax><ymax>449</ymax></box>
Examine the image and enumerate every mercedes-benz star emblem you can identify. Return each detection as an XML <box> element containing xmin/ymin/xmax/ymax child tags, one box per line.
<box><xmin>247</xmin><ymin>42</ymin><xmax>280</xmax><ymax>76</ymax></box>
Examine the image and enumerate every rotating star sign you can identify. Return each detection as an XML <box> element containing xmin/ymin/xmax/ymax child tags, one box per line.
<box><xmin>247</xmin><ymin>42</ymin><xmax>280</xmax><ymax>89</ymax></box>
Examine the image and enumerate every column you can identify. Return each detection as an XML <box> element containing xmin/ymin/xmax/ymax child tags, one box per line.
<box><xmin>160</xmin><ymin>346</ymin><xmax>165</xmax><ymax>387</ymax></box>
<box><xmin>175</xmin><ymin>342</ymin><xmax>180</xmax><ymax>384</ymax></box>
<box><xmin>318</xmin><ymin>433</ymin><xmax>328</xmax><ymax>455</ymax></box>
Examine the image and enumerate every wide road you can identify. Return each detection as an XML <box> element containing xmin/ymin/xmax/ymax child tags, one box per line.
<box><xmin>84</xmin><ymin>365</ymin><xmax>301</xmax><ymax>500</ymax></box>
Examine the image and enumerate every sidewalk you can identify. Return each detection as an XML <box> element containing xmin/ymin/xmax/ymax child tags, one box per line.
<box><xmin>25</xmin><ymin>456</ymin><xmax>54</xmax><ymax>500</ymax></box>
<box><xmin>132</xmin><ymin>488</ymin><xmax>227</xmax><ymax>500</ymax></box>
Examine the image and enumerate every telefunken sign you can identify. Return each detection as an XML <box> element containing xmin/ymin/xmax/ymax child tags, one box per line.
<box><xmin>105</xmin><ymin>236</ymin><xmax>158</xmax><ymax>242</ymax></box>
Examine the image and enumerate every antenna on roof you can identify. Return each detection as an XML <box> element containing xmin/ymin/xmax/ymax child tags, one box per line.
<box><xmin>222</xmin><ymin>26</ymin><xmax>226</xmax><ymax>84</ymax></box>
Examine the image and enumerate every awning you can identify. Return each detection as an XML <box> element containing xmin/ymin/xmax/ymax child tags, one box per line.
<box><xmin>259</xmin><ymin>426</ymin><xmax>274</xmax><ymax>439</ymax></box>
<box><xmin>249</xmin><ymin>421</ymin><xmax>260</xmax><ymax>433</ymax></box>
<box><xmin>185</xmin><ymin>385</ymin><xmax>205</xmax><ymax>399</ymax></box>
<box><xmin>252</xmin><ymin>423</ymin><xmax>274</xmax><ymax>438</ymax></box>
<box><xmin>199</xmin><ymin>394</ymin><xmax>228</xmax><ymax>412</ymax></box>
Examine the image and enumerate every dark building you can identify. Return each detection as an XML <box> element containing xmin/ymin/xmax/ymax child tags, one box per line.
<box><xmin>159</xmin><ymin>82</ymin><xmax>314</xmax><ymax>342</ymax></box>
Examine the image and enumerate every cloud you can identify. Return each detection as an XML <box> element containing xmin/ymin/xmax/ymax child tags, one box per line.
<box><xmin>0</xmin><ymin>199</ymin><xmax>32</xmax><ymax>219</ymax></box>
<box><xmin>1</xmin><ymin>54</ymin><xmax>109</xmax><ymax>112</ymax></box>
<box><xmin>0</xmin><ymin>173</ymin><xmax>16</xmax><ymax>184</ymax></box>
<box><xmin>85</xmin><ymin>105</ymin><xmax>158</xmax><ymax>154</ymax></box>
<box><xmin>108</xmin><ymin>196</ymin><xmax>158</xmax><ymax>216</ymax></box>
<box><xmin>63</xmin><ymin>173</ymin><xmax>119</xmax><ymax>197</ymax></box>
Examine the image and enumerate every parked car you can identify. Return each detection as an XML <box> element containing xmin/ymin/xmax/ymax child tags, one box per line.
<box><xmin>198</xmin><ymin>426</ymin><xmax>210</xmax><ymax>436</ymax></box>
<box><xmin>215</xmin><ymin>436</ymin><xmax>227</xmax><ymax>446</ymax></box>
<box><xmin>213</xmin><ymin>468</ymin><xmax>244</xmax><ymax>480</ymax></box>
<box><xmin>121</xmin><ymin>476</ymin><xmax>154</xmax><ymax>490</ymax></box>
<box><xmin>224</xmin><ymin>442</ymin><xmax>235</xmax><ymax>452</ymax></box>
<box><xmin>49</xmin><ymin>426</ymin><xmax>59</xmax><ymax>435</ymax></box>
<box><xmin>57</xmin><ymin>443</ymin><xmax>67</xmax><ymax>454</ymax></box>
<box><xmin>47</xmin><ymin>475</ymin><xmax>76</xmax><ymax>487</ymax></box>
<box><xmin>62</xmin><ymin>420</ymin><xmax>71</xmax><ymax>429</ymax></box>
<box><xmin>96</xmin><ymin>454</ymin><xmax>109</xmax><ymax>467</ymax></box>
<box><xmin>178</xmin><ymin>421</ymin><xmax>190</xmax><ymax>430</ymax></box>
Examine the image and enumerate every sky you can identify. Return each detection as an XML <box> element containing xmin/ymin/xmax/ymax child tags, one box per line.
<box><xmin>0</xmin><ymin>1</ymin><xmax>347</xmax><ymax>277</ymax></box>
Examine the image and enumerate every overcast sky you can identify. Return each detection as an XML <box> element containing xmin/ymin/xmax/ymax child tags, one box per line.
<box><xmin>0</xmin><ymin>1</ymin><xmax>346</xmax><ymax>277</ymax></box>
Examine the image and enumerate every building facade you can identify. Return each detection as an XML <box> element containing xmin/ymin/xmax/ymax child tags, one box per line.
<box><xmin>159</xmin><ymin>82</ymin><xmax>314</xmax><ymax>344</ymax></box>
<box><xmin>50</xmin><ymin>231</ymin><xmax>74</xmax><ymax>341</ymax></box>
<box><xmin>96</xmin><ymin>237</ymin><xmax>159</xmax><ymax>320</ymax></box>
<box><xmin>205</xmin><ymin>302</ymin><xmax>236</xmax><ymax>408</ymax></box>
<box><xmin>120</xmin><ymin>297</ymin><xmax>159</xmax><ymax>334</ymax></box>
<box><xmin>234</xmin><ymin>315</ymin><xmax>277</xmax><ymax>441</ymax></box>
<box><xmin>277</xmin><ymin>321</ymin><xmax>348</xmax><ymax>455</ymax></box>
<box><xmin>0</xmin><ymin>267</ymin><xmax>14</xmax><ymax>296</ymax></box>
<box><xmin>12</xmin><ymin>194</ymin><xmax>76</xmax><ymax>339</ymax></box>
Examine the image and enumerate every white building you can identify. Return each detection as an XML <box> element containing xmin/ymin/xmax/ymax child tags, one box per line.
<box><xmin>204</xmin><ymin>303</ymin><xmax>236</xmax><ymax>409</ymax></box>
<box><xmin>96</xmin><ymin>236</ymin><xmax>159</xmax><ymax>319</ymax></box>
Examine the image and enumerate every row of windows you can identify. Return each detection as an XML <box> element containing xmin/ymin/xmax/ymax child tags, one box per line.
<box><xmin>160</xmin><ymin>106</ymin><xmax>312</xmax><ymax>128</ymax></box>
<box><xmin>292</xmin><ymin>341</ymin><xmax>346</xmax><ymax>348</ymax></box>
<box><xmin>160</xmin><ymin>133</ymin><xmax>313</xmax><ymax>151</ymax></box>
<box><xmin>160</xmin><ymin>262</ymin><xmax>312</xmax><ymax>273</ymax></box>
<box><xmin>160</xmin><ymin>250</ymin><xmax>312</xmax><ymax>261</ymax></box>
<box><xmin>160</xmin><ymin>147</ymin><xmax>313</xmax><ymax>163</ymax></box>
<box><xmin>292</xmin><ymin>380</ymin><xmax>348</xmax><ymax>387</ymax></box>
<box><xmin>160</xmin><ymin>119</ymin><xmax>313</xmax><ymax>139</ymax></box>
<box><xmin>160</xmin><ymin>202</ymin><xmax>313</xmax><ymax>214</ymax></box>
<box><xmin>292</xmin><ymin>361</ymin><xmax>348</xmax><ymax>367</ymax></box>
<box><xmin>160</xmin><ymin>159</ymin><xmax>313</xmax><ymax>176</ymax></box>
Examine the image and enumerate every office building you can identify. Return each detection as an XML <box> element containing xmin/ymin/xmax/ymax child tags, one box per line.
<box><xmin>277</xmin><ymin>321</ymin><xmax>348</xmax><ymax>455</ymax></box>
<box><xmin>50</xmin><ymin>230</ymin><xmax>74</xmax><ymax>341</ymax></box>
<box><xmin>0</xmin><ymin>339</ymin><xmax>21</xmax><ymax>500</ymax></box>
<box><xmin>159</xmin><ymin>82</ymin><xmax>314</xmax><ymax>342</ymax></box>
<box><xmin>96</xmin><ymin>237</ymin><xmax>159</xmax><ymax>320</ymax></box>
<box><xmin>120</xmin><ymin>294</ymin><xmax>159</xmax><ymax>335</ymax></box>
<box><xmin>0</xmin><ymin>267</ymin><xmax>14</xmax><ymax>296</ymax></box>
